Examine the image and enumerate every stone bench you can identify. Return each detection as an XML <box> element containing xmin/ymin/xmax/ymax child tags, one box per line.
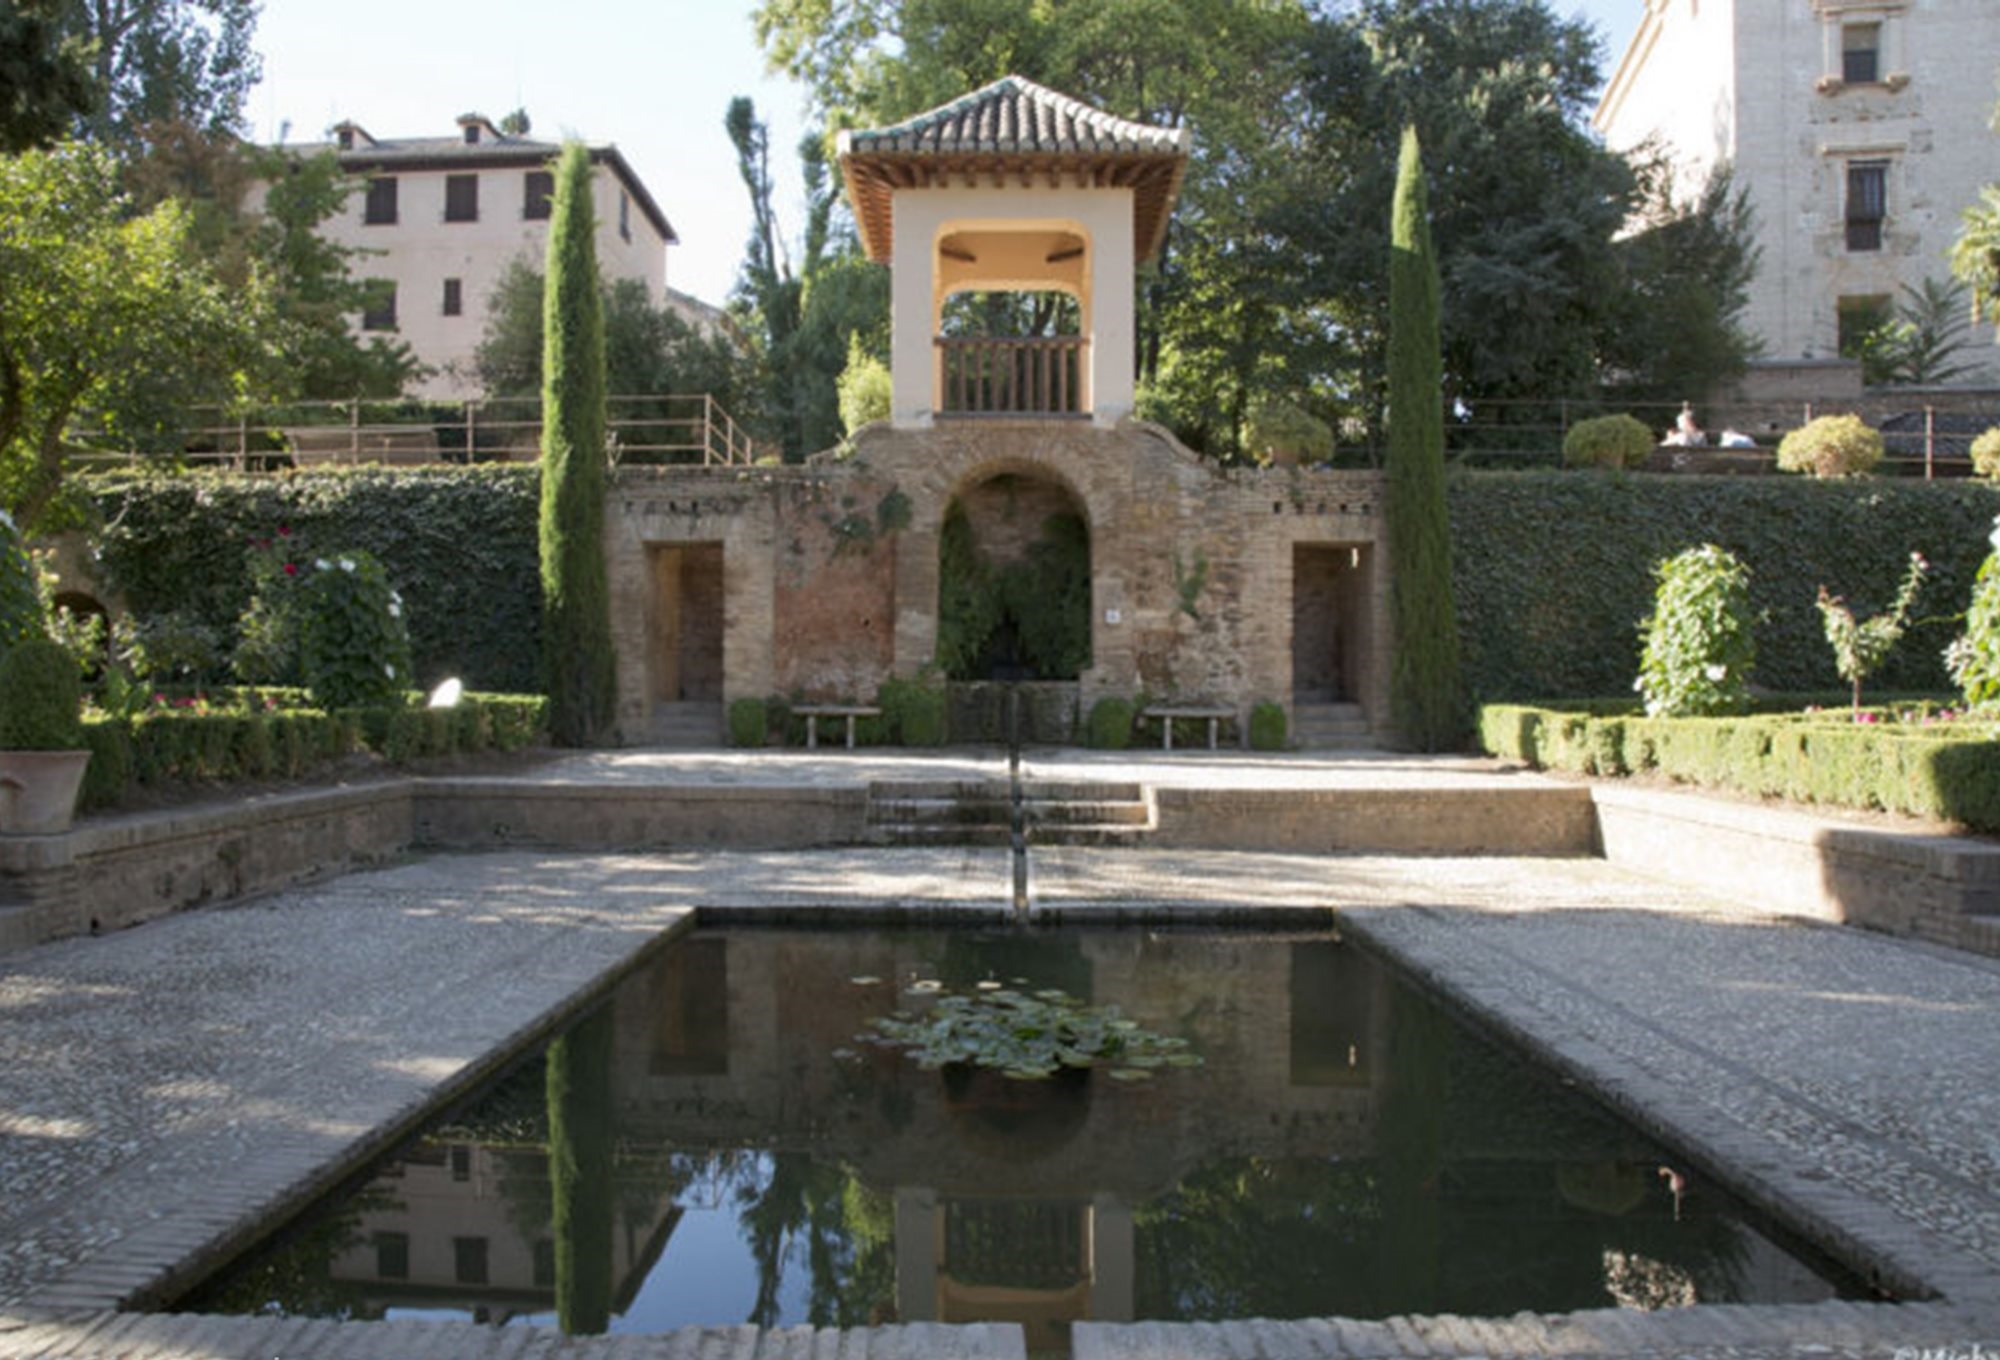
<box><xmin>286</xmin><ymin>425</ymin><xmax>441</xmax><ymax>466</ymax></box>
<box><xmin>1141</xmin><ymin>705</ymin><xmax>1234</xmax><ymax>751</ymax></box>
<box><xmin>796</xmin><ymin>704</ymin><xmax>882</xmax><ymax>750</ymax></box>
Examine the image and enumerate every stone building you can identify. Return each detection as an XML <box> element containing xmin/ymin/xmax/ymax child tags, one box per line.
<box><xmin>1592</xmin><ymin>0</ymin><xmax>2000</xmax><ymax>382</ymax></box>
<box><xmin>606</xmin><ymin>78</ymin><xmax>1390</xmax><ymax>748</ymax></box>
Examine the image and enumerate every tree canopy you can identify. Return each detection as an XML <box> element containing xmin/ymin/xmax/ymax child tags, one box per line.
<box><xmin>49</xmin><ymin>0</ymin><xmax>260</xmax><ymax>148</ymax></box>
<box><xmin>750</xmin><ymin>0</ymin><xmax>1758</xmax><ymax>460</ymax></box>
<box><xmin>1</xmin><ymin>143</ymin><xmax>269</xmax><ymax>530</ymax></box>
<box><xmin>0</xmin><ymin>0</ymin><xmax>97</xmax><ymax>152</ymax></box>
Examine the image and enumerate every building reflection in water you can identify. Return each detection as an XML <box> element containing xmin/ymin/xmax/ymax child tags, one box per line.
<box><xmin>193</xmin><ymin>930</ymin><xmax>1854</xmax><ymax>1344</ymax></box>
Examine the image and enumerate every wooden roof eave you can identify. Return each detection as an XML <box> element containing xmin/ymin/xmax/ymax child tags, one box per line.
<box><xmin>840</xmin><ymin>148</ymin><xmax>1189</xmax><ymax>265</ymax></box>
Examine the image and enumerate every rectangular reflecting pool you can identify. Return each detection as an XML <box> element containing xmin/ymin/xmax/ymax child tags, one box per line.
<box><xmin>178</xmin><ymin>927</ymin><xmax>1874</xmax><ymax>1353</ymax></box>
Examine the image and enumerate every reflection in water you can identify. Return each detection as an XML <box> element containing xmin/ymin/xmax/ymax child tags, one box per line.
<box><xmin>182</xmin><ymin>929</ymin><xmax>1863</xmax><ymax>1349</ymax></box>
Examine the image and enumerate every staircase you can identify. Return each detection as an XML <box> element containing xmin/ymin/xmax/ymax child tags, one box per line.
<box><xmin>1291</xmin><ymin>702</ymin><xmax>1374</xmax><ymax>751</ymax></box>
<box><xmin>866</xmin><ymin>780</ymin><xmax>1154</xmax><ymax>846</ymax></box>
<box><xmin>646</xmin><ymin>701</ymin><xmax>724</xmax><ymax>748</ymax></box>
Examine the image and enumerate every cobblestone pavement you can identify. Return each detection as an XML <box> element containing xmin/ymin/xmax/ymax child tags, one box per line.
<box><xmin>5</xmin><ymin>825</ymin><xmax>2000</xmax><ymax>1356</ymax></box>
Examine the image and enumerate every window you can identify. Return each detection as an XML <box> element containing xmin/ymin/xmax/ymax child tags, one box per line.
<box><xmin>524</xmin><ymin>170</ymin><xmax>553</xmax><ymax>220</ymax></box>
<box><xmin>1838</xmin><ymin>294</ymin><xmax>1892</xmax><ymax>360</ymax></box>
<box><xmin>449</xmin><ymin>1144</ymin><xmax>470</xmax><ymax>1180</ymax></box>
<box><xmin>445</xmin><ymin>173</ymin><xmax>479</xmax><ymax>222</ymax></box>
<box><xmin>463</xmin><ymin>123</ymin><xmax>480</xmax><ymax>144</ymax></box>
<box><xmin>442</xmin><ymin>278</ymin><xmax>463</xmax><ymax>317</ymax></box>
<box><xmin>453</xmin><ymin>1236</ymin><xmax>489</xmax><ymax>1285</ymax></box>
<box><xmin>532</xmin><ymin>1239</ymin><xmax>556</xmax><ymax>1289</ymax></box>
<box><xmin>1843</xmin><ymin>23</ymin><xmax>1881</xmax><ymax>85</ymax></box>
<box><xmin>374</xmin><ymin>1231</ymin><xmax>410</xmax><ymax>1280</ymax></box>
<box><xmin>360</xmin><ymin>280</ymin><xmax>397</xmax><ymax>331</ymax></box>
<box><xmin>1846</xmin><ymin>160</ymin><xmax>1887</xmax><ymax>252</ymax></box>
<box><xmin>363</xmin><ymin>176</ymin><xmax>397</xmax><ymax>225</ymax></box>
<box><xmin>619</xmin><ymin>189</ymin><xmax>631</xmax><ymax>242</ymax></box>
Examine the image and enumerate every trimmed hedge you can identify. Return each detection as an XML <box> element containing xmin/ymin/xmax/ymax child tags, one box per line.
<box><xmin>76</xmin><ymin>692</ymin><xmax>546</xmax><ymax>811</ymax></box>
<box><xmin>86</xmin><ymin>467</ymin><xmax>541</xmax><ymax>692</ymax></box>
<box><xmin>1480</xmin><ymin>701</ymin><xmax>2000</xmax><ymax>831</ymax></box>
<box><xmin>1450</xmin><ymin>472</ymin><xmax>2000</xmax><ymax>701</ymax></box>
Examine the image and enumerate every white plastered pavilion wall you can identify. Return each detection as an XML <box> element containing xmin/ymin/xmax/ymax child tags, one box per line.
<box><xmin>889</xmin><ymin>185</ymin><xmax>1137</xmax><ymax>429</ymax></box>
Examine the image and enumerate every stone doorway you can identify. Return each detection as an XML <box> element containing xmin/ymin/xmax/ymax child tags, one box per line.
<box><xmin>650</xmin><ymin>543</ymin><xmax>724</xmax><ymax>705</ymax></box>
<box><xmin>1292</xmin><ymin>544</ymin><xmax>1371</xmax><ymax>704</ymax></box>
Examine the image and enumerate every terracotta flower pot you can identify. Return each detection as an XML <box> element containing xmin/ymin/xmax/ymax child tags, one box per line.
<box><xmin>0</xmin><ymin>749</ymin><xmax>91</xmax><ymax>834</ymax></box>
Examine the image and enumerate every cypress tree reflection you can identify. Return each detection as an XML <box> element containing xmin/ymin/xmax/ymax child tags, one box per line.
<box><xmin>547</xmin><ymin>1004</ymin><xmax>615</xmax><ymax>1334</ymax></box>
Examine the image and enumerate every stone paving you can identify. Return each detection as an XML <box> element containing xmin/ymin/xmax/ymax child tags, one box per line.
<box><xmin>3</xmin><ymin>750</ymin><xmax>2000</xmax><ymax>1356</ymax></box>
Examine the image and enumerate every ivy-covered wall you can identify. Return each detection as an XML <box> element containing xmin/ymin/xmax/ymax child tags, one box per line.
<box><xmin>85</xmin><ymin>468</ymin><xmax>541</xmax><ymax>692</ymax></box>
<box><xmin>1450</xmin><ymin>472</ymin><xmax>2000</xmax><ymax>700</ymax></box>
<box><xmin>69</xmin><ymin>466</ymin><xmax>2000</xmax><ymax>709</ymax></box>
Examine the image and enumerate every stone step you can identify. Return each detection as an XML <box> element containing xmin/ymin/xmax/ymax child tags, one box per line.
<box><xmin>867</xmin><ymin>823</ymin><xmax>1016</xmax><ymax>847</ymax></box>
<box><xmin>647</xmin><ymin>702</ymin><xmax>725</xmax><ymax>747</ymax></box>
<box><xmin>1292</xmin><ymin>701</ymin><xmax>1375</xmax><ymax>751</ymax></box>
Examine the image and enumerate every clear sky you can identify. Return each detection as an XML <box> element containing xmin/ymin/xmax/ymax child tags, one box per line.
<box><xmin>249</xmin><ymin>1</ymin><xmax>1643</xmax><ymax>310</ymax></box>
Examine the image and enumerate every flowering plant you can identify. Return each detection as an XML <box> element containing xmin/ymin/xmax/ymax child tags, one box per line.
<box><xmin>234</xmin><ymin>526</ymin><xmax>307</xmax><ymax>685</ymax></box>
<box><xmin>1816</xmin><ymin>551</ymin><xmax>1928</xmax><ymax>719</ymax></box>
<box><xmin>1634</xmin><ymin>545</ymin><xmax>1758</xmax><ymax>717</ymax></box>
<box><xmin>297</xmin><ymin>548</ymin><xmax>413</xmax><ymax>710</ymax></box>
<box><xmin>1945</xmin><ymin>516</ymin><xmax>2000</xmax><ymax>713</ymax></box>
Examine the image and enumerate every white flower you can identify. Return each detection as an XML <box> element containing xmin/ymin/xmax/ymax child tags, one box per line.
<box><xmin>387</xmin><ymin>602</ymin><xmax>400</xmax><ymax>618</ymax></box>
<box><xmin>384</xmin><ymin>664</ymin><xmax>396</xmax><ymax>679</ymax></box>
<box><xmin>339</xmin><ymin>557</ymin><xmax>356</xmax><ymax>573</ymax></box>
<box><xmin>0</xmin><ymin>508</ymin><xmax>15</xmax><ymax>535</ymax></box>
<box><xmin>1704</xmin><ymin>664</ymin><xmax>1727</xmax><ymax>681</ymax></box>
<box><xmin>315</xmin><ymin>558</ymin><xmax>331</xmax><ymax>571</ymax></box>
<box><xmin>1631</xmin><ymin>675</ymin><xmax>1644</xmax><ymax>692</ymax></box>
<box><xmin>1988</xmin><ymin>515</ymin><xmax>2000</xmax><ymax>553</ymax></box>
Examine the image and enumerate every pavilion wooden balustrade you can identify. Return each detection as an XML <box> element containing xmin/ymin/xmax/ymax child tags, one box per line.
<box><xmin>936</xmin><ymin>336</ymin><xmax>1088</xmax><ymax>417</ymax></box>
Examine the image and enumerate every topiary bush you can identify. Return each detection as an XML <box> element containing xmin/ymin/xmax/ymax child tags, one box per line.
<box><xmin>0</xmin><ymin>510</ymin><xmax>45</xmax><ymax>662</ymax></box>
<box><xmin>1561</xmin><ymin>414</ymin><xmax>1654</xmax><ymax>470</ymax></box>
<box><xmin>1249</xmin><ymin>701</ymin><xmax>1288</xmax><ymax>751</ymax></box>
<box><xmin>727</xmin><ymin>696</ymin><xmax>768</xmax><ymax>748</ymax></box>
<box><xmin>1777</xmin><ymin>414</ymin><xmax>1883</xmax><ymax>478</ymax></box>
<box><xmin>298</xmin><ymin>550</ymin><xmax>414</xmax><ymax>711</ymax></box>
<box><xmin>1635</xmin><ymin>544</ymin><xmax>1757</xmax><ymax>717</ymax></box>
<box><xmin>1972</xmin><ymin>427</ymin><xmax>2000</xmax><ymax>480</ymax></box>
<box><xmin>1087</xmin><ymin>696</ymin><xmax>1134</xmax><ymax>750</ymax></box>
<box><xmin>879</xmin><ymin>675</ymin><xmax>947</xmax><ymax>746</ymax></box>
<box><xmin>0</xmin><ymin>636</ymin><xmax>84</xmax><ymax>749</ymax></box>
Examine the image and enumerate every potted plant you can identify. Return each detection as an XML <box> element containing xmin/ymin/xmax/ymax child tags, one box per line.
<box><xmin>0</xmin><ymin>636</ymin><xmax>92</xmax><ymax>834</ymax></box>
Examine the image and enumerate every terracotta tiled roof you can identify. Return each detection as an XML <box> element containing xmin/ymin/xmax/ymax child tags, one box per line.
<box><xmin>841</xmin><ymin>75</ymin><xmax>1189</xmax><ymax>158</ymax></box>
<box><xmin>837</xmin><ymin>75</ymin><xmax>1191</xmax><ymax>265</ymax></box>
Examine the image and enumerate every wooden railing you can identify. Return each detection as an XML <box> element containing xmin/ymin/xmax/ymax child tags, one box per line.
<box><xmin>937</xmin><ymin>336</ymin><xmax>1088</xmax><ymax>417</ymax></box>
<box><xmin>64</xmin><ymin>393</ymin><xmax>764</xmax><ymax>470</ymax></box>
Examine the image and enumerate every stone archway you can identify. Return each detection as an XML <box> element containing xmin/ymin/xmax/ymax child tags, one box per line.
<box><xmin>937</xmin><ymin>469</ymin><xmax>1092</xmax><ymax>684</ymax></box>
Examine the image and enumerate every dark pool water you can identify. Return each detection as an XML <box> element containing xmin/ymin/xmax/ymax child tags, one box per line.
<box><xmin>180</xmin><ymin>928</ymin><xmax>1868</xmax><ymax>1352</ymax></box>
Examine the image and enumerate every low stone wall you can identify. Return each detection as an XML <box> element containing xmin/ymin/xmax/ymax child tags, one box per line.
<box><xmin>413</xmin><ymin>780</ymin><xmax>867</xmax><ymax>850</ymax></box>
<box><xmin>0</xmin><ymin>783</ymin><xmax>413</xmax><ymax>952</ymax></box>
<box><xmin>1593</xmin><ymin>784</ymin><xmax>2000</xmax><ymax>955</ymax></box>
<box><xmin>1150</xmin><ymin>785</ymin><xmax>1597</xmax><ymax>855</ymax></box>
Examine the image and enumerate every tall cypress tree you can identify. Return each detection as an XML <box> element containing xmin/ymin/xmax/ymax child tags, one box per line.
<box><xmin>539</xmin><ymin>142</ymin><xmax>617</xmax><ymax>745</ymax></box>
<box><xmin>1386</xmin><ymin>127</ymin><xmax>1464</xmax><ymax>751</ymax></box>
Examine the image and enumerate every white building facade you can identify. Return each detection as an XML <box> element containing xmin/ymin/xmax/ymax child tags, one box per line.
<box><xmin>269</xmin><ymin>114</ymin><xmax>677</xmax><ymax>399</ymax></box>
<box><xmin>1593</xmin><ymin>0</ymin><xmax>2000</xmax><ymax>382</ymax></box>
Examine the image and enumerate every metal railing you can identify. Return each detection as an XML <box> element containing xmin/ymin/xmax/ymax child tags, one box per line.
<box><xmin>937</xmin><ymin>336</ymin><xmax>1088</xmax><ymax>417</ymax></box>
<box><xmin>65</xmin><ymin>393</ymin><xmax>764</xmax><ymax>471</ymax></box>
<box><xmin>1333</xmin><ymin>392</ymin><xmax>2000</xmax><ymax>478</ymax></box>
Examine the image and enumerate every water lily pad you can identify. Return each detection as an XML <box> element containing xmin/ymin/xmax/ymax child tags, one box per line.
<box><xmin>1108</xmin><ymin>1068</ymin><xmax>1154</xmax><ymax>1082</ymax></box>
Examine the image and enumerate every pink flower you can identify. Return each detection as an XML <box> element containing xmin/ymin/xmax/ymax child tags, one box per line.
<box><xmin>277</xmin><ymin>525</ymin><xmax>292</xmax><ymax>537</ymax></box>
<box><xmin>282</xmin><ymin>562</ymin><xmax>297</xmax><ymax>576</ymax></box>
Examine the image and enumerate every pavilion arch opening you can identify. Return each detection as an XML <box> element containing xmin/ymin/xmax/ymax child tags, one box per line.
<box><xmin>936</xmin><ymin>470</ymin><xmax>1092</xmax><ymax>683</ymax></box>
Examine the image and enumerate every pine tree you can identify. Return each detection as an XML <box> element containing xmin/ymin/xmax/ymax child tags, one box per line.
<box><xmin>1386</xmin><ymin>127</ymin><xmax>1465</xmax><ymax>751</ymax></box>
<box><xmin>539</xmin><ymin>142</ymin><xmax>618</xmax><ymax>746</ymax></box>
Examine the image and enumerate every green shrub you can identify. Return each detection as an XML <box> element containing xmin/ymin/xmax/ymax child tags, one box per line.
<box><xmin>1249</xmin><ymin>701</ymin><xmax>1288</xmax><ymax>751</ymax></box>
<box><xmin>879</xmin><ymin>675</ymin><xmax>947</xmax><ymax>746</ymax></box>
<box><xmin>1816</xmin><ymin>551</ymin><xmax>1929</xmax><ymax>715</ymax></box>
<box><xmin>1776</xmin><ymin>414</ymin><xmax>1882</xmax><ymax>478</ymax></box>
<box><xmin>728</xmin><ymin>696</ymin><xmax>768</xmax><ymax>748</ymax></box>
<box><xmin>1479</xmin><ymin>700</ymin><xmax>2000</xmax><ymax>830</ymax></box>
<box><xmin>1972</xmin><ymin>428</ymin><xmax>2000</xmax><ymax>480</ymax></box>
<box><xmin>837</xmin><ymin>335</ymin><xmax>893</xmax><ymax>436</ymax></box>
<box><xmin>1636</xmin><ymin>545</ymin><xmax>1757</xmax><ymax>716</ymax></box>
<box><xmin>0</xmin><ymin>511</ymin><xmax>44</xmax><ymax>661</ymax></box>
<box><xmin>1946</xmin><ymin>524</ymin><xmax>2000</xmax><ymax>710</ymax></box>
<box><xmin>0</xmin><ymin>637</ymin><xmax>83</xmax><ymax>749</ymax></box>
<box><xmin>1087</xmin><ymin>696</ymin><xmax>1134</xmax><ymax>750</ymax></box>
<box><xmin>298</xmin><ymin>550</ymin><xmax>414</xmax><ymax>711</ymax></box>
<box><xmin>1244</xmin><ymin>398</ymin><xmax>1334</xmax><ymax>467</ymax></box>
<box><xmin>1561</xmin><ymin>413</ymin><xmax>1654</xmax><ymax>470</ymax></box>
